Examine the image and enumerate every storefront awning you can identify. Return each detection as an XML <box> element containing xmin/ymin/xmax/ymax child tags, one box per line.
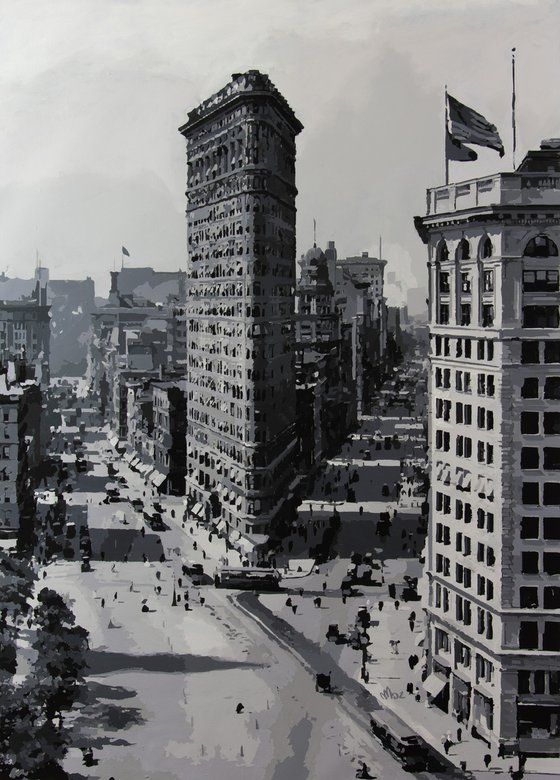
<box><xmin>214</xmin><ymin>518</ymin><xmax>227</xmax><ymax>533</ymax></box>
<box><xmin>150</xmin><ymin>470</ymin><xmax>167</xmax><ymax>487</ymax></box>
<box><xmin>423</xmin><ymin>674</ymin><xmax>448</xmax><ymax>698</ymax></box>
<box><xmin>190</xmin><ymin>502</ymin><xmax>204</xmax><ymax>518</ymax></box>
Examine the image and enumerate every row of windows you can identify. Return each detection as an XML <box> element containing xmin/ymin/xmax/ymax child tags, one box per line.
<box><xmin>435</xmin><ymin>630</ymin><xmax>494</xmax><ymax>684</ymax></box>
<box><xmin>434</xmin><ymin>432</ymin><xmax>493</xmax><ymax>463</ymax></box>
<box><xmin>439</xmin><ymin>269</ymin><xmax>495</xmax><ymax>294</ymax></box>
<box><xmin>520</xmin><ymin>516</ymin><xmax>560</xmax><ymax>540</ymax></box>
<box><xmin>521</xmin><ymin>376</ymin><xmax>560</xmax><ymax>399</ymax></box>
<box><xmin>520</xmin><ymin>412</ymin><xmax>560</xmax><ymax>435</ymax></box>
<box><xmin>520</xmin><ymin>551</ymin><xmax>560</xmax><ymax>575</ymax></box>
<box><xmin>436</xmin><ymin>234</ymin><xmax>558</xmax><ymax>263</ymax></box>
<box><xmin>435</xmin><ymin>400</ymin><xmax>495</xmax><ymax>430</ymax></box>
<box><xmin>522</xmin><ymin>481</ymin><xmax>560</xmax><ymax>506</ymax></box>
<box><xmin>434</xmin><ymin>337</ymin><xmax>495</xmax><ymax>362</ymax></box>
<box><xmin>521</xmin><ymin>340</ymin><xmax>560</xmax><ymax>363</ymax></box>
<box><xmin>519</xmin><ymin>620</ymin><xmax>560</xmax><ymax>650</ymax></box>
<box><xmin>435</xmin><ymin>369</ymin><xmax>495</xmax><ymax>396</ymax></box>
<box><xmin>518</xmin><ymin>670</ymin><xmax>560</xmax><ymax>695</ymax></box>
<box><xmin>519</xmin><ymin>585</ymin><xmax>560</xmax><ymax>609</ymax></box>
<box><xmin>433</xmin><ymin>589</ymin><xmax>494</xmax><ymax>638</ymax></box>
<box><xmin>521</xmin><ymin>446</ymin><xmax>560</xmax><ymax>470</ymax></box>
<box><xmin>437</xmin><ymin>303</ymin><xmax>494</xmax><ymax>327</ymax></box>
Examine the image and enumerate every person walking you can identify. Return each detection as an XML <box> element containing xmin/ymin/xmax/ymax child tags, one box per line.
<box><xmin>442</xmin><ymin>736</ymin><xmax>453</xmax><ymax>755</ymax></box>
<box><xmin>483</xmin><ymin>754</ymin><xmax>492</xmax><ymax>769</ymax></box>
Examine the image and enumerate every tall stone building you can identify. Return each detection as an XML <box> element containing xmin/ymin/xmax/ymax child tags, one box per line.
<box><xmin>415</xmin><ymin>140</ymin><xmax>560</xmax><ymax>756</ymax></box>
<box><xmin>179</xmin><ymin>71</ymin><xmax>303</xmax><ymax>542</ymax></box>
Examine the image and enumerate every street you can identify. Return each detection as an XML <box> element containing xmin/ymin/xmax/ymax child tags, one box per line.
<box><xmin>40</xmin><ymin>422</ymin><xmax>433</xmax><ymax>780</ymax></box>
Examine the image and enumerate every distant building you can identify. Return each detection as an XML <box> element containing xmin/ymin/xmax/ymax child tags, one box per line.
<box><xmin>295</xmin><ymin>244</ymin><xmax>354</xmax><ymax>467</ymax></box>
<box><xmin>0</xmin><ymin>267</ymin><xmax>94</xmax><ymax>376</ymax></box>
<box><xmin>415</xmin><ymin>139</ymin><xmax>560</xmax><ymax>756</ymax></box>
<box><xmin>326</xmin><ymin>242</ymin><xmax>389</xmax><ymax>413</ymax></box>
<box><xmin>179</xmin><ymin>70</ymin><xmax>303</xmax><ymax>551</ymax></box>
<box><xmin>0</xmin><ymin>375</ymin><xmax>43</xmax><ymax>537</ymax></box>
<box><xmin>151</xmin><ymin>380</ymin><xmax>187</xmax><ymax>495</ymax></box>
<box><xmin>88</xmin><ymin>268</ymin><xmax>182</xmax><ymax>437</ymax></box>
<box><xmin>0</xmin><ymin>280</ymin><xmax>50</xmax><ymax>387</ymax></box>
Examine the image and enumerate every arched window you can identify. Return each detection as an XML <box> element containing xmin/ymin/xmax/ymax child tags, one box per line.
<box><xmin>456</xmin><ymin>238</ymin><xmax>470</xmax><ymax>261</ymax></box>
<box><xmin>436</xmin><ymin>240</ymin><xmax>449</xmax><ymax>263</ymax></box>
<box><xmin>480</xmin><ymin>237</ymin><xmax>493</xmax><ymax>259</ymax></box>
<box><xmin>524</xmin><ymin>234</ymin><xmax>559</xmax><ymax>258</ymax></box>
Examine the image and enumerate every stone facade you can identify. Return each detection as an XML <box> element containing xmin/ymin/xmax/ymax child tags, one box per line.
<box><xmin>179</xmin><ymin>71</ymin><xmax>302</xmax><ymax>540</ymax></box>
<box><xmin>415</xmin><ymin>139</ymin><xmax>560</xmax><ymax>755</ymax></box>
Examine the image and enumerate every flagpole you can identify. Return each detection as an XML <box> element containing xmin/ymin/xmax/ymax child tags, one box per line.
<box><xmin>512</xmin><ymin>47</ymin><xmax>517</xmax><ymax>171</ymax></box>
<box><xmin>444</xmin><ymin>85</ymin><xmax>449</xmax><ymax>185</ymax></box>
<box><xmin>121</xmin><ymin>248</ymin><xmax>124</xmax><ymax>271</ymax></box>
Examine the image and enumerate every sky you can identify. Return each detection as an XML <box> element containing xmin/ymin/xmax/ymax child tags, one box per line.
<box><xmin>0</xmin><ymin>0</ymin><xmax>558</xmax><ymax>306</ymax></box>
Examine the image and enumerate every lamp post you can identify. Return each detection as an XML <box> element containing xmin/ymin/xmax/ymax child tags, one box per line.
<box><xmin>171</xmin><ymin>570</ymin><xmax>177</xmax><ymax>607</ymax></box>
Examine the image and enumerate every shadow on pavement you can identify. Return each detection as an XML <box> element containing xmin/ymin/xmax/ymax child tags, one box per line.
<box><xmin>87</xmin><ymin>649</ymin><xmax>267</xmax><ymax>675</ymax></box>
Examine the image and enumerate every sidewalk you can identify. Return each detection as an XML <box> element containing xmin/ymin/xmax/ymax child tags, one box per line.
<box><xmin>256</xmin><ymin>586</ymin><xmax>558</xmax><ymax>778</ymax></box>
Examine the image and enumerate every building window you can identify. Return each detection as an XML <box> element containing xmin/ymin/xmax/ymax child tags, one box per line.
<box><xmin>520</xmin><ymin>587</ymin><xmax>539</xmax><ymax>608</ymax></box>
<box><xmin>543</xmin><ymin>586</ymin><xmax>560</xmax><ymax>609</ymax></box>
<box><xmin>543</xmin><ymin>551</ymin><xmax>560</xmax><ymax>574</ymax></box>
<box><xmin>521</xmin><ymin>341</ymin><xmax>540</xmax><ymax>364</ymax></box>
<box><xmin>521</xmin><ymin>551</ymin><xmax>539</xmax><ymax>574</ymax></box>
<box><xmin>519</xmin><ymin>621</ymin><xmax>539</xmax><ymax>650</ymax></box>
<box><xmin>482</xmin><ymin>305</ymin><xmax>494</xmax><ymax>327</ymax></box>
<box><xmin>543</xmin><ymin>518</ymin><xmax>560</xmax><ymax>540</ymax></box>
<box><xmin>520</xmin><ymin>516</ymin><xmax>539</xmax><ymax>539</ymax></box>
<box><xmin>522</xmin><ymin>482</ymin><xmax>539</xmax><ymax>505</ymax></box>
<box><xmin>461</xmin><ymin>304</ymin><xmax>471</xmax><ymax>326</ymax></box>
<box><xmin>439</xmin><ymin>271</ymin><xmax>450</xmax><ymax>293</ymax></box>
<box><xmin>523</xmin><ymin>270</ymin><xmax>560</xmax><ymax>292</ymax></box>
<box><xmin>521</xmin><ymin>412</ymin><xmax>539</xmax><ymax>434</ymax></box>
<box><xmin>544</xmin><ymin>413</ymin><xmax>560</xmax><ymax>435</ymax></box>
<box><xmin>543</xmin><ymin>622</ymin><xmax>560</xmax><ymax>651</ymax></box>
<box><xmin>523</xmin><ymin>305</ymin><xmax>560</xmax><ymax>328</ymax></box>
<box><xmin>524</xmin><ymin>234</ymin><xmax>559</xmax><ymax>257</ymax></box>
<box><xmin>544</xmin><ymin>447</ymin><xmax>560</xmax><ymax>470</ymax></box>
<box><xmin>545</xmin><ymin>377</ymin><xmax>560</xmax><ymax>400</ymax></box>
<box><xmin>521</xmin><ymin>377</ymin><xmax>539</xmax><ymax>398</ymax></box>
<box><xmin>545</xmin><ymin>341</ymin><xmax>560</xmax><ymax>363</ymax></box>
<box><xmin>483</xmin><ymin>269</ymin><xmax>494</xmax><ymax>291</ymax></box>
<box><xmin>521</xmin><ymin>447</ymin><xmax>539</xmax><ymax>469</ymax></box>
<box><xmin>461</xmin><ymin>272</ymin><xmax>471</xmax><ymax>293</ymax></box>
<box><xmin>456</xmin><ymin>238</ymin><xmax>470</xmax><ymax>261</ymax></box>
<box><xmin>439</xmin><ymin>302</ymin><xmax>450</xmax><ymax>324</ymax></box>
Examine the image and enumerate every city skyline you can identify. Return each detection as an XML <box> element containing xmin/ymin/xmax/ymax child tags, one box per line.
<box><xmin>0</xmin><ymin>0</ymin><xmax>559</xmax><ymax>304</ymax></box>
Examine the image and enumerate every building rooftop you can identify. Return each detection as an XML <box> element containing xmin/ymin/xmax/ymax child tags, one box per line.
<box><xmin>180</xmin><ymin>70</ymin><xmax>303</xmax><ymax>135</ymax></box>
<box><xmin>420</xmin><ymin>140</ymin><xmax>560</xmax><ymax>224</ymax></box>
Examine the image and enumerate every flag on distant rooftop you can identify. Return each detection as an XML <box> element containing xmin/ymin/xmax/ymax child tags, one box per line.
<box><xmin>447</xmin><ymin>92</ymin><xmax>504</xmax><ymax>157</ymax></box>
<box><xmin>122</xmin><ymin>246</ymin><xmax>130</xmax><ymax>257</ymax></box>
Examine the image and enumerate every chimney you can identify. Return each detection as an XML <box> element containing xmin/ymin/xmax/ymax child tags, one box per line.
<box><xmin>362</xmin><ymin>251</ymin><xmax>369</xmax><ymax>258</ymax></box>
<box><xmin>109</xmin><ymin>271</ymin><xmax>120</xmax><ymax>305</ymax></box>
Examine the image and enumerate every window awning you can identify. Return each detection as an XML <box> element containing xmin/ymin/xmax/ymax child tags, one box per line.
<box><xmin>130</xmin><ymin>456</ymin><xmax>141</xmax><ymax>468</ymax></box>
<box><xmin>423</xmin><ymin>674</ymin><xmax>448</xmax><ymax>698</ymax></box>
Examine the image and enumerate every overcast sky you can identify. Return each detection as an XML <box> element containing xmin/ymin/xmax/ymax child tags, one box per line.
<box><xmin>0</xmin><ymin>0</ymin><xmax>558</xmax><ymax>302</ymax></box>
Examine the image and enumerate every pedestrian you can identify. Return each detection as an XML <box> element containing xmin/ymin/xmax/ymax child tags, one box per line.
<box><xmin>101</xmin><ymin>598</ymin><xmax>105</xmax><ymax>608</ymax></box>
<box><xmin>378</xmin><ymin>601</ymin><xmax>384</xmax><ymax>611</ymax></box>
<box><xmin>443</xmin><ymin>737</ymin><xmax>453</xmax><ymax>755</ymax></box>
<box><xmin>178</xmin><ymin>577</ymin><xmax>182</xmax><ymax>588</ymax></box>
<box><xmin>291</xmin><ymin>604</ymin><xmax>297</xmax><ymax>615</ymax></box>
<box><xmin>202</xmin><ymin>549</ymin><xmax>206</xmax><ymax>559</ymax></box>
<box><xmin>285</xmin><ymin>597</ymin><xmax>292</xmax><ymax>607</ymax></box>
<box><xmin>406</xmin><ymin>682</ymin><xmax>414</xmax><ymax>695</ymax></box>
<box><xmin>114</xmin><ymin>592</ymin><xmax>117</xmax><ymax>600</ymax></box>
<box><xmin>484</xmin><ymin>754</ymin><xmax>491</xmax><ymax>769</ymax></box>
<box><xmin>299</xmin><ymin>588</ymin><xmax>304</xmax><ymax>597</ymax></box>
<box><xmin>409</xmin><ymin>617</ymin><xmax>415</xmax><ymax>632</ymax></box>
<box><xmin>200</xmin><ymin>596</ymin><xmax>205</xmax><ymax>606</ymax></box>
<box><xmin>236</xmin><ymin>702</ymin><xmax>244</xmax><ymax>714</ymax></box>
<box><xmin>456</xmin><ymin>727</ymin><xmax>462</xmax><ymax>742</ymax></box>
<box><xmin>193</xmin><ymin>541</ymin><xmax>197</xmax><ymax>550</ymax></box>
<box><xmin>414</xmin><ymin>685</ymin><xmax>421</xmax><ymax>702</ymax></box>
<box><xmin>394</xmin><ymin>600</ymin><xmax>400</xmax><ymax>610</ymax></box>
<box><xmin>322</xmin><ymin>581</ymin><xmax>327</xmax><ymax>592</ymax></box>
<box><xmin>408</xmin><ymin>654</ymin><xmax>415</xmax><ymax>670</ymax></box>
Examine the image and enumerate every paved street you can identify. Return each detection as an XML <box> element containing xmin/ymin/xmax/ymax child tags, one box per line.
<box><xmin>40</xmin><ymin>425</ymin><xmax>428</xmax><ymax>780</ymax></box>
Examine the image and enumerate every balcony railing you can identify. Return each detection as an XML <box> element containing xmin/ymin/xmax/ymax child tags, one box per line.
<box><xmin>426</xmin><ymin>172</ymin><xmax>560</xmax><ymax>216</ymax></box>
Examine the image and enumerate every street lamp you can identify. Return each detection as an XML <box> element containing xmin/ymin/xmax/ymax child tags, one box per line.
<box><xmin>171</xmin><ymin>570</ymin><xmax>177</xmax><ymax>607</ymax></box>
